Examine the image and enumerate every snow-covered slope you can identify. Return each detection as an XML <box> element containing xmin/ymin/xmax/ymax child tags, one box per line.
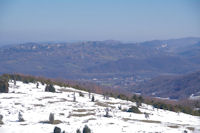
<box><xmin>0</xmin><ymin>81</ymin><xmax>200</xmax><ymax>133</ymax></box>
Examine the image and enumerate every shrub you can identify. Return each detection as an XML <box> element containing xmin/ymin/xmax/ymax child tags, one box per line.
<box><xmin>131</xmin><ymin>95</ymin><xmax>144</xmax><ymax>103</ymax></box>
<box><xmin>138</xmin><ymin>96</ymin><xmax>144</xmax><ymax>102</ymax></box>
<box><xmin>54</xmin><ymin>126</ymin><xmax>61</xmax><ymax>133</ymax></box>
<box><xmin>83</xmin><ymin>125</ymin><xmax>91</xmax><ymax>133</ymax></box>
<box><xmin>0</xmin><ymin>79</ymin><xmax>9</xmax><ymax>93</ymax></box>
<box><xmin>49</xmin><ymin>113</ymin><xmax>54</xmax><ymax>124</ymax></box>
<box><xmin>104</xmin><ymin>108</ymin><xmax>111</xmax><ymax>117</ymax></box>
<box><xmin>117</xmin><ymin>94</ymin><xmax>128</xmax><ymax>100</ymax></box>
<box><xmin>45</xmin><ymin>84</ymin><xmax>55</xmax><ymax>92</ymax></box>
<box><xmin>79</xmin><ymin>92</ymin><xmax>84</xmax><ymax>97</ymax></box>
<box><xmin>76</xmin><ymin>129</ymin><xmax>81</xmax><ymax>133</ymax></box>
<box><xmin>127</xmin><ymin>106</ymin><xmax>141</xmax><ymax>114</ymax></box>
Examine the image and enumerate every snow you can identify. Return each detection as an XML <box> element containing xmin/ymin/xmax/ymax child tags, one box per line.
<box><xmin>161</xmin><ymin>44</ymin><xmax>168</xmax><ymax>48</ymax></box>
<box><xmin>189</xmin><ymin>93</ymin><xmax>200</xmax><ymax>100</ymax></box>
<box><xmin>0</xmin><ymin>81</ymin><xmax>200</xmax><ymax>133</ymax></box>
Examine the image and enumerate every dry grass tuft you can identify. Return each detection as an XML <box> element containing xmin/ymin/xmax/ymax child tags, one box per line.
<box><xmin>123</xmin><ymin>118</ymin><xmax>161</xmax><ymax>124</ymax></box>
<box><xmin>73</xmin><ymin>109</ymin><xmax>95</xmax><ymax>112</ymax></box>
<box><xmin>168</xmin><ymin>125</ymin><xmax>179</xmax><ymax>128</ymax></box>
<box><xmin>39</xmin><ymin>120</ymin><xmax>62</xmax><ymax>125</ymax></box>
<box><xmin>187</xmin><ymin>127</ymin><xmax>195</xmax><ymax>131</ymax></box>
<box><xmin>33</xmin><ymin>104</ymin><xmax>45</xmax><ymax>107</ymax></box>
<box><xmin>68</xmin><ymin>112</ymin><xmax>95</xmax><ymax>117</ymax></box>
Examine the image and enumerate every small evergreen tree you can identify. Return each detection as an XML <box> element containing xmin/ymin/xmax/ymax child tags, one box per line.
<box><xmin>73</xmin><ymin>92</ymin><xmax>76</xmax><ymax>102</ymax></box>
<box><xmin>0</xmin><ymin>114</ymin><xmax>3</xmax><ymax>124</ymax></box>
<box><xmin>91</xmin><ymin>95</ymin><xmax>95</xmax><ymax>102</ymax></box>
<box><xmin>118</xmin><ymin>105</ymin><xmax>122</xmax><ymax>110</ymax></box>
<box><xmin>18</xmin><ymin>112</ymin><xmax>24</xmax><ymax>122</ymax></box>
<box><xmin>36</xmin><ymin>82</ymin><xmax>39</xmax><ymax>88</ymax></box>
<box><xmin>49</xmin><ymin>113</ymin><xmax>54</xmax><ymax>124</ymax></box>
<box><xmin>0</xmin><ymin>79</ymin><xmax>9</xmax><ymax>93</ymax></box>
<box><xmin>132</xmin><ymin>95</ymin><xmax>137</xmax><ymax>101</ymax></box>
<box><xmin>144</xmin><ymin>112</ymin><xmax>149</xmax><ymax>119</ymax></box>
<box><xmin>83</xmin><ymin>125</ymin><xmax>91</xmax><ymax>133</ymax></box>
<box><xmin>138</xmin><ymin>96</ymin><xmax>144</xmax><ymax>102</ymax></box>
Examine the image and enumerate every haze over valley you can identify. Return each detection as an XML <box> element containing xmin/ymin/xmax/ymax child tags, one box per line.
<box><xmin>0</xmin><ymin>37</ymin><xmax>200</xmax><ymax>99</ymax></box>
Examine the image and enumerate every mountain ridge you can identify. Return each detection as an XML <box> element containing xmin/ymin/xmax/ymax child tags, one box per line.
<box><xmin>132</xmin><ymin>71</ymin><xmax>200</xmax><ymax>99</ymax></box>
<box><xmin>0</xmin><ymin>37</ymin><xmax>200</xmax><ymax>98</ymax></box>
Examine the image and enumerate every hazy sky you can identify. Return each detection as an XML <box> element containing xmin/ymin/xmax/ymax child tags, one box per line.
<box><xmin>0</xmin><ymin>0</ymin><xmax>200</xmax><ymax>45</ymax></box>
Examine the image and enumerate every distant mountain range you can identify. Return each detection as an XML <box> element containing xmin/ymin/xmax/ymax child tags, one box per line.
<box><xmin>0</xmin><ymin>37</ymin><xmax>200</xmax><ymax>99</ymax></box>
<box><xmin>131</xmin><ymin>71</ymin><xmax>200</xmax><ymax>99</ymax></box>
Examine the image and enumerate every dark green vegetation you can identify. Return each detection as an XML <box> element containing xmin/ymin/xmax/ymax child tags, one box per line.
<box><xmin>53</xmin><ymin>126</ymin><xmax>61</xmax><ymax>133</ymax></box>
<box><xmin>0</xmin><ymin>37</ymin><xmax>200</xmax><ymax>99</ymax></box>
<box><xmin>127</xmin><ymin>106</ymin><xmax>141</xmax><ymax>114</ymax></box>
<box><xmin>0</xmin><ymin>73</ymin><xmax>200</xmax><ymax>116</ymax></box>
<box><xmin>132</xmin><ymin>71</ymin><xmax>200</xmax><ymax>99</ymax></box>
<box><xmin>91</xmin><ymin>95</ymin><xmax>95</xmax><ymax>102</ymax></box>
<box><xmin>116</xmin><ymin>93</ymin><xmax>200</xmax><ymax>116</ymax></box>
<box><xmin>0</xmin><ymin>77</ymin><xmax>9</xmax><ymax>93</ymax></box>
<box><xmin>149</xmin><ymin>100</ymin><xmax>200</xmax><ymax>116</ymax></box>
<box><xmin>45</xmin><ymin>84</ymin><xmax>55</xmax><ymax>92</ymax></box>
<box><xmin>1</xmin><ymin>73</ymin><xmax>103</xmax><ymax>94</ymax></box>
<box><xmin>83</xmin><ymin>125</ymin><xmax>91</xmax><ymax>133</ymax></box>
<box><xmin>76</xmin><ymin>129</ymin><xmax>81</xmax><ymax>133</ymax></box>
